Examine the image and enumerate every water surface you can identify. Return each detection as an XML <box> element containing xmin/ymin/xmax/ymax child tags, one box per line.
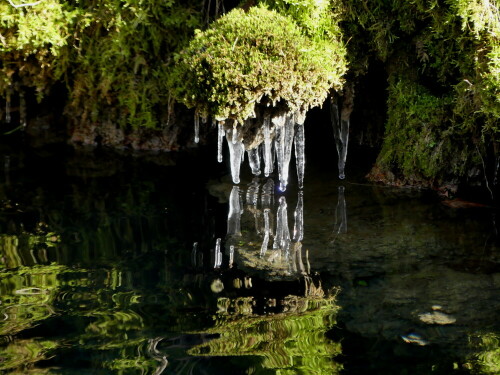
<box><xmin>0</xmin><ymin>140</ymin><xmax>499</xmax><ymax>375</ymax></box>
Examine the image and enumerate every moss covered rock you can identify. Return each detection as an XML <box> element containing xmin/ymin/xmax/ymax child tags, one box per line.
<box><xmin>170</xmin><ymin>5</ymin><xmax>347</xmax><ymax>123</ymax></box>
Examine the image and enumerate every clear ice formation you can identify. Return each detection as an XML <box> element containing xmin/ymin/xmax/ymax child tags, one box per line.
<box><xmin>273</xmin><ymin>113</ymin><xmax>295</xmax><ymax>192</ymax></box>
<box><xmin>217</xmin><ymin>122</ymin><xmax>224</xmax><ymax>163</ymax></box>
<box><xmin>263</xmin><ymin>113</ymin><xmax>274</xmax><ymax>177</ymax></box>
<box><xmin>213</xmin><ymin>108</ymin><xmax>307</xmax><ymax>190</ymax></box>
<box><xmin>294</xmin><ymin>122</ymin><xmax>305</xmax><ymax>189</ymax></box>
<box><xmin>232</xmin><ymin>123</ymin><xmax>238</xmax><ymax>144</ymax></box>
<box><xmin>227</xmin><ymin>186</ymin><xmax>242</xmax><ymax>237</ymax></box>
<box><xmin>194</xmin><ymin>111</ymin><xmax>200</xmax><ymax>143</ymax></box>
<box><xmin>247</xmin><ymin>146</ymin><xmax>261</xmax><ymax>176</ymax></box>
<box><xmin>331</xmin><ymin>96</ymin><xmax>349</xmax><ymax>179</ymax></box>
<box><xmin>226</xmin><ymin>128</ymin><xmax>245</xmax><ymax>184</ymax></box>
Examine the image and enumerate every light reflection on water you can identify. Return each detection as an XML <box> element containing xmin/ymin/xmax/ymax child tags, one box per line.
<box><xmin>0</xmin><ymin>145</ymin><xmax>498</xmax><ymax>374</ymax></box>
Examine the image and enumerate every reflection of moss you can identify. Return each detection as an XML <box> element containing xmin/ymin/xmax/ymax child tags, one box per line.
<box><xmin>0</xmin><ymin>264</ymin><xmax>69</xmax><ymax>336</ymax></box>
<box><xmin>189</xmin><ymin>295</ymin><xmax>341</xmax><ymax>374</ymax></box>
<box><xmin>0</xmin><ymin>339</ymin><xmax>58</xmax><ymax>373</ymax></box>
<box><xmin>469</xmin><ymin>333</ymin><xmax>500</xmax><ymax>374</ymax></box>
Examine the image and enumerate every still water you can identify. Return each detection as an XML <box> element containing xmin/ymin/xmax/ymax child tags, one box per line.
<box><xmin>0</xmin><ymin>139</ymin><xmax>499</xmax><ymax>375</ymax></box>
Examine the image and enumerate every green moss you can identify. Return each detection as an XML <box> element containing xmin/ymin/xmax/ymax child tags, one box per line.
<box><xmin>169</xmin><ymin>5</ymin><xmax>347</xmax><ymax>123</ymax></box>
<box><xmin>0</xmin><ymin>1</ymin><xmax>78</xmax><ymax>99</ymax></box>
<box><xmin>67</xmin><ymin>0</ymin><xmax>204</xmax><ymax>129</ymax></box>
<box><xmin>376</xmin><ymin>76</ymin><xmax>478</xmax><ymax>184</ymax></box>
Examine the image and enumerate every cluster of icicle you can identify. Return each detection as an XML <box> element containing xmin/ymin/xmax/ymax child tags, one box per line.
<box><xmin>194</xmin><ymin>109</ymin><xmax>306</xmax><ymax>192</ymax></box>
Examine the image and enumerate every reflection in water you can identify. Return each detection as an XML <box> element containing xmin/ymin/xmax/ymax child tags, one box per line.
<box><xmin>189</xmin><ymin>294</ymin><xmax>342</xmax><ymax>374</ymax></box>
<box><xmin>333</xmin><ymin>185</ymin><xmax>347</xmax><ymax>240</ymax></box>
<box><xmin>0</xmin><ymin>148</ymin><xmax>499</xmax><ymax>374</ymax></box>
<box><xmin>224</xmin><ymin>179</ymin><xmax>309</xmax><ymax>278</ymax></box>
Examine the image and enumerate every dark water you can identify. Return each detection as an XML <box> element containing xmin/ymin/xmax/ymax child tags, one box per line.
<box><xmin>0</xmin><ymin>139</ymin><xmax>499</xmax><ymax>375</ymax></box>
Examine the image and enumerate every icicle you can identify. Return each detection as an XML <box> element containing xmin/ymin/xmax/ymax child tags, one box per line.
<box><xmin>334</xmin><ymin>186</ymin><xmax>347</xmax><ymax>235</ymax></box>
<box><xmin>273</xmin><ymin>197</ymin><xmax>290</xmax><ymax>256</ymax></box>
<box><xmin>5</xmin><ymin>89</ymin><xmax>11</xmax><ymax>124</ymax></box>
<box><xmin>263</xmin><ymin>113</ymin><xmax>274</xmax><ymax>177</ymax></box>
<box><xmin>217</xmin><ymin>122</ymin><xmax>224</xmax><ymax>163</ymax></box>
<box><xmin>273</xmin><ymin>113</ymin><xmax>294</xmax><ymax>192</ymax></box>
<box><xmin>194</xmin><ymin>110</ymin><xmax>200</xmax><ymax>143</ymax></box>
<box><xmin>293</xmin><ymin>191</ymin><xmax>303</xmax><ymax>242</ymax></box>
<box><xmin>226</xmin><ymin>128</ymin><xmax>244</xmax><ymax>184</ymax></box>
<box><xmin>294</xmin><ymin>121</ymin><xmax>305</xmax><ymax>189</ymax></box>
<box><xmin>232</xmin><ymin>122</ymin><xmax>238</xmax><ymax>144</ymax></box>
<box><xmin>227</xmin><ymin>186</ymin><xmax>242</xmax><ymax>236</ymax></box>
<box><xmin>260</xmin><ymin>208</ymin><xmax>270</xmax><ymax>257</ymax></box>
<box><xmin>294</xmin><ymin>110</ymin><xmax>306</xmax><ymax>126</ymax></box>
<box><xmin>247</xmin><ymin>146</ymin><xmax>261</xmax><ymax>176</ymax></box>
<box><xmin>331</xmin><ymin>96</ymin><xmax>350</xmax><ymax>179</ymax></box>
<box><xmin>19</xmin><ymin>91</ymin><xmax>26</xmax><ymax>128</ymax></box>
<box><xmin>214</xmin><ymin>238</ymin><xmax>222</xmax><ymax>268</ymax></box>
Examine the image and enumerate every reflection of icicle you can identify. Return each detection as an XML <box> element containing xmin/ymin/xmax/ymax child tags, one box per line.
<box><xmin>293</xmin><ymin>191</ymin><xmax>304</xmax><ymax>242</ymax></box>
<box><xmin>191</xmin><ymin>242</ymin><xmax>198</xmax><ymax>267</ymax></box>
<box><xmin>194</xmin><ymin>110</ymin><xmax>200</xmax><ymax>143</ymax></box>
<box><xmin>226</xmin><ymin>128</ymin><xmax>244</xmax><ymax>184</ymax></box>
<box><xmin>246</xmin><ymin>177</ymin><xmax>261</xmax><ymax>234</ymax></box>
<box><xmin>274</xmin><ymin>113</ymin><xmax>294</xmax><ymax>192</ymax></box>
<box><xmin>247</xmin><ymin>146</ymin><xmax>261</xmax><ymax>176</ymax></box>
<box><xmin>5</xmin><ymin>90</ymin><xmax>11</xmax><ymax>124</ymax></box>
<box><xmin>263</xmin><ymin>113</ymin><xmax>274</xmax><ymax>177</ymax></box>
<box><xmin>214</xmin><ymin>238</ymin><xmax>222</xmax><ymax>268</ymax></box>
<box><xmin>294</xmin><ymin>122</ymin><xmax>305</xmax><ymax>189</ymax></box>
<box><xmin>227</xmin><ymin>186</ymin><xmax>242</xmax><ymax>236</ymax></box>
<box><xmin>331</xmin><ymin>95</ymin><xmax>350</xmax><ymax>179</ymax></box>
<box><xmin>246</xmin><ymin>177</ymin><xmax>260</xmax><ymax>206</ymax></box>
<box><xmin>217</xmin><ymin>122</ymin><xmax>224</xmax><ymax>163</ymax></box>
<box><xmin>273</xmin><ymin>197</ymin><xmax>290</xmax><ymax>256</ymax></box>
<box><xmin>148</xmin><ymin>337</ymin><xmax>168</xmax><ymax>375</ymax></box>
<box><xmin>261</xmin><ymin>178</ymin><xmax>274</xmax><ymax>209</ymax></box>
<box><xmin>334</xmin><ymin>186</ymin><xmax>347</xmax><ymax>237</ymax></box>
<box><xmin>260</xmin><ymin>208</ymin><xmax>270</xmax><ymax>257</ymax></box>
<box><xmin>19</xmin><ymin>91</ymin><xmax>26</xmax><ymax>128</ymax></box>
<box><xmin>295</xmin><ymin>241</ymin><xmax>306</xmax><ymax>274</ymax></box>
<box><xmin>229</xmin><ymin>245</ymin><xmax>234</xmax><ymax>268</ymax></box>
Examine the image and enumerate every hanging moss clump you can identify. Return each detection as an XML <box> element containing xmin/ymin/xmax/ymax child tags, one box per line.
<box><xmin>170</xmin><ymin>5</ymin><xmax>347</xmax><ymax>123</ymax></box>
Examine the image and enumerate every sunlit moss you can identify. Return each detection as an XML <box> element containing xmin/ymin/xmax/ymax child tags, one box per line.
<box><xmin>0</xmin><ymin>1</ymin><xmax>79</xmax><ymax>100</ymax></box>
<box><xmin>170</xmin><ymin>5</ymin><xmax>347</xmax><ymax>123</ymax></box>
